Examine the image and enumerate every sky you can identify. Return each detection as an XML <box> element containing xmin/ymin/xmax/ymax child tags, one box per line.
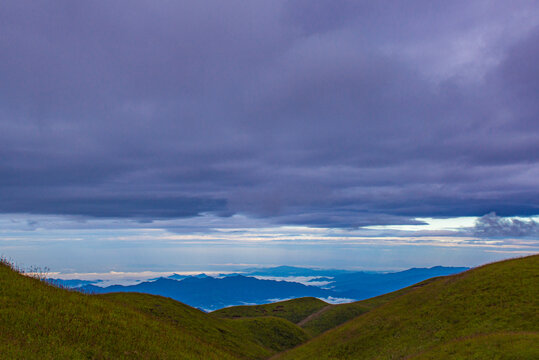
<box><xmin>1</xmin><ymin>1</ymin><xmax>538</xmax><ymax>278</ymax></box>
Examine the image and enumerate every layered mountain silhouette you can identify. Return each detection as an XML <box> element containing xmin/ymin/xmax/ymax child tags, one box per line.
<box><xmin>2</xmin><ymin>255</ymin><xmax>536</xmax><ymax>359</ymax></box>
<box><xmin>324</xmin><ymin>265</ymin><xmax>469</xmax><ymax>299</ymax></box>
<box><xmin>78</xmin><ymin>266</ymin><xmax>467</xmax><ymax>310</ymax></box>
<box><xmin>81</xmin><ymin>275</ymin><xmax>335</xmax><ymax>311</ymax></box>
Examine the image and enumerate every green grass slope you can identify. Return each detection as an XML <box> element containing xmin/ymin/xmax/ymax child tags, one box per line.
<box><xmin>212</xmin><ymin>278</ymin><xmax>443</xmax><ymax>338</ymax></box>
<box><xmin>410</xmin><ymin>332</ymin><xmax>539</xmax><ymax>359</ymax></box>
<box><xmin>101</xmin><ymin>293</ymin><xmax>308</xmax><ymax>354</ymax></box>
<box><xmin>300</xmin><ymin>302</ymin><xmax>370</xmax><ymax>336</ymax></box>
<box><xmin>0</xmin><ymin>261</ymin><xmax>307</xmax><ymax>359</ymax></box>
<box><xmin>275</xmin><ymin>255</ymin><xmax>539</xmax><ymax>360</ymax></box>
<box><xmin>212</xmin><ymin>297</ymin><xmax>328</xmax><ymax>324</ymax></box>
<box><xmin>301</xmin><ymin>276</ymin><xmax>444</xmax><ymax>336</ymax></box>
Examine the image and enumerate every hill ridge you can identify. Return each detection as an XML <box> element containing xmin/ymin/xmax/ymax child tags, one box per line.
<box><xmin>1</xmin><ymin>255</ymin><xmax>536</xmax><ymax>359</ymax></box>
<box><xmin>274</xmin><ymin>254</ymin><xmax>539</xmax><ymax>359</ymax></box>
<box><xmin>0</xmin><ymin>259</ymin><xmax>308</xmax><ymax>359</ymax></box>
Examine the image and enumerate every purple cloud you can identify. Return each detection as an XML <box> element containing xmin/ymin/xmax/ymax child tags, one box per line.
<box><xmin>473</xmin><ymin>212</ymin><xmax>539</xmax><ymax>238</ymax></box>
<box><xmin>0</xmin><ymin>1</ymin><xmax>538</xmax><ymax>227</ymax></box>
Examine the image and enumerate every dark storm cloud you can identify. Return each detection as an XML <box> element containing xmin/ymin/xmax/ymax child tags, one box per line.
<box><xmin>1</xmin><ymin>1</ymin><xmax>538</xmax><ymax>227</ymax></box>
<box><xmin>473</xmin><ymin>212</ymin><xmax>539</xmax><ymax>238</ymax></box>
<box><xmin>0</xmin><ymin>196</ymin><xmax>226</xmax><ymax>219</ymax></box>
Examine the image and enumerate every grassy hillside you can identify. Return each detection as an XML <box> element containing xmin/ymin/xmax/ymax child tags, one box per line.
<box><xmin>212</xmin><ymin>297</ymin><xmax>328</xmax><ymax>324</ymax></box>
<box><xmin>301</xmin><ymin>276</ymin><xmax>444</xmax><ymax>336</ymax></box>
<box><xmin>213</xmin><ymin>277</ymin><xmax>443</xmax><ymax>337</ymax></box>
<box><xmin>211</xmin><ymin>295</ymin><xmax>361</xmax><ymax>337</ymax></box>
<box><xmin>0</xmin><ymin>260</ymin><xmax>307</xmax><ymax>359</ymax></box>
<box><xmin>299</xmin><ymin>302</ymin><xmax>369</xmax><ymax>336</ymax></box>
<box><xmin>411</xmin><ymin>332</ymin><xmax>539</xmax><ymax>359</ymax></box>
<box><xmin>2</xmin><ymin>255</ymin><xmax>537</xmax><ymax>359</ymax></box>
<box><xmin>275</xmin><ymin>255</ymin><xmax>539</xmax><ymax>360</ymax></box>
<box><xmin>101</xmin><ymin>293</ymin><xmax>308</xmax><ymax>353</ymax></box>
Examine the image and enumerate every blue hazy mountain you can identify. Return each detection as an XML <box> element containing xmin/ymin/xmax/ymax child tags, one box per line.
<box><xmin>70</xmin><ymin>265</ymin><xmax>468</xmax><ymax>310</ymax></box>
<box><xmin>47</xmin><ymin>278</ymin><xmax>103</xmax><ymax>288</ymax></box>
<box><xmin>81</xmin><ymin>275</ymin><xmax>336</xmax><ymax>311</ymax></box>
<box><xmin>326</xmin><ymin>266</ymin><xmax>470</xmax><ymax>299</ymax></box>
<box><xmin>169</xmin><ymin>273</ymin><xmax>188</xmax><ymax>280</ymax></box>
<box><xmin>239</xmin><ymin>265</ymin><xmax>354</xmax><ymax>277</ymax></box>
<box><xmin>149</xmin><ymin>273</ymin><xmax>187</xmax><ymax>281</ymax></box>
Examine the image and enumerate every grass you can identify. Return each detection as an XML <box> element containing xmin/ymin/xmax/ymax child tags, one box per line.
<box><xmin>2</xmin><ymin>255</ymin><xmax>537</xmax><ymax>359</ymax></box>
<box><xmin>300</xmin><ymin>276</ymin><xmax>445</xmax><ymax>336</ymax></box>
<box><xmin>213</xmin><ymin>276</ymin><xmax>443</xmax><ymax>337</ymax></box>
<box><xmin>410</xmin><ymin>332</ymin><xmax>539</xmax><ymax>359</ymax></box>
<box><xmin>101</xmin><ymin>292</ymin><xmax>308</xmax><ymax>355</ymax></box>
<box><xmin>212</xmin><ymin>297</ymin><xmax>328</xmax><ymax>324</ymax></box>
<box><xmin>275</xmin><ymin>255</ymin><xmax>539</xmax><ymax>360</ymax></box>
<box><xmin>300</xmin><ymin>302</ymin><xmax>370</xmax><ymax>336</ymax></box>
<box><xmin>0</xmin><ymin>259</ymin><xmax>307</xmax><ymax>359</ymax></box>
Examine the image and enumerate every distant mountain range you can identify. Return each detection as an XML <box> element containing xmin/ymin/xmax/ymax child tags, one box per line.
<box><xmin>81</xmin><ymin>275</ymin><xmax>335</xmax><ymax>311</ymax></box>
<box><xmin>47</xmin><ymin>278</ymin><xmax>103</xmax><ymax>288</ymax></box>
<box><xmin>239</xmin><ymin>265</ymin><xmax>353</xmax><ymax>277</ymax></box>
<box><xmin>322</xmin><ymin>265</ymin><xmax>470</xmax><ymax>299</ymax></box>
<box><xmin>70</xmin><ymin>265</ymin><xmax>468</xmax><ymax>310</ymax></box>
<box><xmin>5</xmin><ymin>256</ymin><xmax>536</xmax><ymax>359</ymax></box>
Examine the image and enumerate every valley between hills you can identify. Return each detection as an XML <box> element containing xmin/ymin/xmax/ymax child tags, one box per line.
<box><xmin>1</xmin><ymin>255</ymin><xmax>537</xmax><ymax>359</ymax></box>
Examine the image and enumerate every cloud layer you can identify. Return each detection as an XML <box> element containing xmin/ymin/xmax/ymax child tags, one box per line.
<box><xmin>474</xmin><ymin>212</ymin><xmax>539</xmax><ymax>238</ymax></box>
<box><xmin>1</xmin><ymin>1</ymin><xmax>539</xmax><ymax>227</ymax></box>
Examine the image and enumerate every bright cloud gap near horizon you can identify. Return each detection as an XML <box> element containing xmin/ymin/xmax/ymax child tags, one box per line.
<box><xmin>1</xmin><ymin>212</ymin><xmax>537</xmax><ymax>275</ymax></box>
<box><xmin>0</xmin><ymin>1</ymin><xmax>538</xmax><ymax>272</ymax></box>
